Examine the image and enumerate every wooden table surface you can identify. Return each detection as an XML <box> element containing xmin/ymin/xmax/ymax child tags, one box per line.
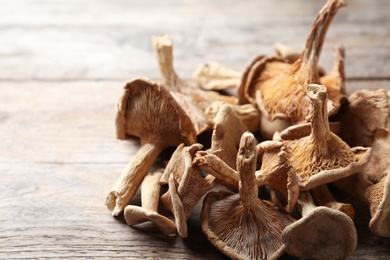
<box><xmin>1</xmin><ymin>0</ymin><xmax>389</xmax><ymax>259</ymax></box>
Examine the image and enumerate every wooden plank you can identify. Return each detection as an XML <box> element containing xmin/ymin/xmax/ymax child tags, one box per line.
<box><xmin>0</xmin><ymin>0</ymin><xmax>389</xmax><ymax>81</ymax></box>
<box><xmin>1</xmin><ymin>82</ymin><xmax>389</xmax><ymax>259</ymax></box>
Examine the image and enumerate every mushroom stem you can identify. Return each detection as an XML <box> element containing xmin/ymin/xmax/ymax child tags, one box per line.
<box><xmin>124</xmin><ymin>170</ymin><xmax>177</xmax><ymax>235</ymax></box>
<box><xmin>152</xmin><ymin>35</ymin><xmax>179</xmax><ymax>88</ymax></box>
<box><xmin>237</xmin><ymin>132</ymin><xmax>258</xmax><ymax>208</ymax></box>
<box><xmin>140</xmin><ymin>170</ymin><xmax>161</xmax><ymax>211</ymax></box>
<box><xmin>307</xmin><ymin>84</ymin><xmax>332</xmax><ymax>153</ymax></box>
<box><xmin>106</xmin><ymin>142</ymin><xmax>164</xmax><ymax>216</ymax></box>
<box><xmin>297</xmin><ymin>191</ymin><xmax>317</xmax><ymax>217</ymax></box>
<box><xmin>301</xmin><ymin>0</ymin><xmax>346</xmax><ymax>71</ymax></box>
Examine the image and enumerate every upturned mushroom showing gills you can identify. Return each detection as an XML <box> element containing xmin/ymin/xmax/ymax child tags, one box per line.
<box><xmin>152</xmin><ymin>34</ymin><xmax>237</xmax><ymax>135</ymax></box>
<box><xmin>106</xmin><ymin>77</ymin><xmax>197</xmax><ymax>216</ymax></box>
<box><xmin>281</xmin><ymin>191</ymin><xmax>357</xmax><ymax>260</ymax></box>
<box><xmin>201</xmin><ymin>132</ymin><xmax>292</xmax><ymax>260</ymax></box>
<box><xmin>124</xmin><ymin>169</ymin><xmax>176</xmax><ymax>235</ymax></box>
<box><xmin>238</xmin><ymin>0</ymin><xmax>347</xmax><ymax>137</ymax></box>
<box><xmin>281</xmin><ymin>84</ymin><xmax>371</xmax><ymax>191</ymax></box>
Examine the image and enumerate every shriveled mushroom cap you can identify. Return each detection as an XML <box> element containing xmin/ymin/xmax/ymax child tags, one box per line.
<box><xmin>115</xmin><ymin>77</ymin><xmax>196</xmax><ymax>146</ymax></box>
<box><xmin>209</xmin><ymin>104</ymin><xmax>249</xmax><ymax>169</ymax></box>
<box><xmin>367</xmin><ymin>172</ymin><xmax>390</xmax><ymax>237</ymax></box>
<box><xmin>282</xmin><ymin>206</ymin><xmax>357</xmax><ymax>260</ymax></box>
<box><xmin>201</xmin><ymin>132</ymin><xmax>292</xmax><ymax>259</ymax></box>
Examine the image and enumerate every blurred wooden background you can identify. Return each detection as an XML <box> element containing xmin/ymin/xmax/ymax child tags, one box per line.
<box><xmin>0</xmin><ymin>0</ymin><xmax>389</xmax><ymax>259</ymax></box>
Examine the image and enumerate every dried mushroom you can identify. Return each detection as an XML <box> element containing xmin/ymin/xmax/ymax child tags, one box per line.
<box><xmin>339</xmin><ymin>89</ymin><xmax>390</xmax><ymax>147</ymax></box>
<box><xmin>201</xmin><ymin>132</ymin><xmax>292</xmax><ymax>260</ymax></box>
<box><xmin>281</xmin><ymin>84</ymin><xmax>371</xmax><ymax>191</ymax></box>
<box><xmin>238</xmin><ymin>0</ymin><xmax>347</xmax><ymax>137</ymax></box>
<box><xmin>281</xmin><ymin>191</ymin><xmax>357</xmax><ymax>260</ymax></box>
<box><xmin>192</xmin><ymin>61</ymin><xmax>241</xmax><ymax>91</ymax></box>
<box><xmin>205</xmin><ymin>101</ymin><xmax>260</xmax><ymax>133</ymax></box>
<box><xmin>124</xmin><ymin>169</ymin><xmax>176</xmax><ymax>235</ymax></box>
<box><xmin>160</xmin><ymin>143</ymin><xmax>216</xmax><ymax>238</ymax></box>
<box><xmin>106</xmin><ymin>77</ymin><xmax>197</xmax><ymax>216</ymax></box>
<box><xmin>152</xmin><ymin>34</ymin><xmax>237</xmax><ymax>135</ymax></box>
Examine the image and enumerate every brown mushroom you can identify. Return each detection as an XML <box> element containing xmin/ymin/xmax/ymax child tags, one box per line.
<box><xmin>205</xmin><ymin>101</ymin><xmax>260</xmax><ymax>133</ymax></box>
<box><xmin>281</xmin><ymin>84</ymin><xmax>371</xmax><ymax>191</ymax></box>
<box><xmin>124</xmin><ymin>169</ymin><xmax>176</xmax><ymax>235</ymax></box>
<box><xmin>201</xmin><ymin>132</ymin><xmax>292</xmax><ymax>260</ymax></box>
<box><xmin>106</xmin><ymin>77</ymin><xmax>197</xmax><ymax>216</ymax></box>
<box><xmin>238</xmin><ymin>0</ymin><xmax>347</xmax><ymax>135</ymax></box>
<box><xmin>160</xmin><ymin>143</ymin><xmax>216</xmax><ymax>238</ymax></box>
<box><xmin>152</xmin><ymin>34</ymin><xmax>237</xmax><ymax>135</ymax></box>
<box><xmin>281</xmin><ymin>191</ymin><xmax>357</xmax><ymax>260</ymax></box>
<box><xmin>338</xmin><ymin>88</ymin><xmax>390</xmax><ymax>147</ymax></box>
<box><xmin>192</xmin><ymin>61</ymin><xmax>241</xmax><ymax>91</ymax></box>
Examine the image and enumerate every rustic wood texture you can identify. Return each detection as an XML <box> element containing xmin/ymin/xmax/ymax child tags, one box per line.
<box><xmin>0</xmin><ymin>0</ymin><xmax>389</xmax><ymax>259</ymax></box>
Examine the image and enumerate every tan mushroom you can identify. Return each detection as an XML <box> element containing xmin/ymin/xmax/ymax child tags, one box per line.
<box><xmin>124</xmin><ymin>169</ymin><xmax>176</xmax><ymax>235</ymax></box>
<box><xmin>205</xmin><ymin>101</ymin><xmax>260</xmax><ymax>133</ymax></box>
<box><xmin>281</xmin><ymin>191</ymin><xmax>357</xmax><ymax>260</ymax></box>
<box><xmin>201</xmin><ymin>132</ymin><xmax>293</xmax><ymax>260</ymax></box>
<box><xmin>281</xmin><ymin>84</ymin><xmax>371</xmax><ymax>191</ymax></box>
<box><xmin>106</xmin><ymin>77</ymin><xmax>197</xmax><ymax>216</ymax></box>
<box><xmin>152</xmin><ymin>34</ymin><xmax>237</xmax><ymax>135</ymax></box>
<box><xmin>238</xmin><ymin>0</ymin><xmax>347</xmax><ymax>138</ymax></box>
<box><xmin>338</xmin><ymin>89</ymin><xmax>390</xmax><ymax>147</ymax></box>
<box><xmin>192</xmin><ymin>61</ymin><xmax>241</xmax><ymax>91</ymax></box>
<box><xmin>160</xmin><ymin>143</ymin><xmax>216</xmax><ymax>238</ymax></box>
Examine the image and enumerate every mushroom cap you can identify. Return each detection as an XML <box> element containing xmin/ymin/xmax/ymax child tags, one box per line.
<box><xmin>282</xmin><ymin>206</ymin><xmax>357</xmax><ymax>260</ymax></box>
<box><xmin>124</xmin><ymin>205</ymin><xmax>177</xmax><ymax>235</ymax></box>
<box><xmin>368</xmin><ymin>172</ymin><xmax>390</xmax><ymax>237</ymax></box>
<box><xmin>210</xmin><ymin>104</ymin><xmax>249</xmax><ymax>169</ymax></box>
<box><xmin>201</xmin><ymin>191</ymin><xmax>292</xmax><ymax>260</ymax></box>
<box><xmin>115</xmin><ymin>77</ymin><xmax>196</xmax><ymax>146</ymax></box>
<box><xmin>339</xmin><ymin>89</ymin><xmax>390</xmax><ymax>147</ymax></box>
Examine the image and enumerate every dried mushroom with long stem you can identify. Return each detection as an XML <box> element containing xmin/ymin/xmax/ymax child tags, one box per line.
<box><xmin>160</xmin><ymin>143</ymin><xmax>216</xmax><ymax>238</ymax></box>
<box><xmin>124</xmin><ymin>169</ymin><xmax>176</xmax><ymax>235</ymax></box>
<box><xmin>153</xmin><ymin>34</ymin><xmax>237</xmax><ymax>135</ymax></box>
<box><xmin>201</xmin><ymin>132</ymin><xmax>293</xmax><ymax>260</ymax></box>
<box><xmin>280</xmin><ymin>191</ymin><xmax>357</xmax><ymax>260</ymax></box>
<box><xmin>106</xmin><ymin>77</ymin><xmax>197</xmax><ymax>216</ymax></box>
<box><xmin>238</xmin><ymin>0</ymin><xmax>347</xmax><ymax>138</ymax></box>
<box><xmin>280</xmin><ymin>84</ymin><xmax>371</xmax><ymax>191</ymax></box>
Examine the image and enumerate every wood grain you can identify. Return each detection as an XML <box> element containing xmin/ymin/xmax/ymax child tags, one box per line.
<box><xmin>1</xmin><ymin>0</ymin><xmax>390</xmax><ymax>259</ymax></box>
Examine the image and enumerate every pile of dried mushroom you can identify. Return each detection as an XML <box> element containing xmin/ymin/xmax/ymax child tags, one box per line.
<box><xmin>106</xmin><ymin>0</ymin><xmax>390</xmax><ymax>259</ymax></box>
